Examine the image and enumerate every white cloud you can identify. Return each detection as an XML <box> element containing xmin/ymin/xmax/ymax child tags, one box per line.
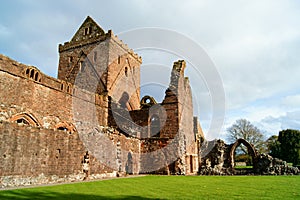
<box><xmin>259</xmin><ymin>110</ymin><xmax>300</xmax><ymax>136</ymax></box>
<box><xmin>281</xmin><ymin>94</ymin><xmax>300</xmax><ymax>110</ymax></box>
<box><xmin>1</xmin><ymin>0</ymin><xmax>300</xmax><ymax>140</ymax></box>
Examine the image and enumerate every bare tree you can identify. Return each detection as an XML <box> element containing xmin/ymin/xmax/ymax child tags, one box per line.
<box><xmin>227</xmin><ymin>119</ymin><xmax>265</xmax><ymax>153</ymax></box>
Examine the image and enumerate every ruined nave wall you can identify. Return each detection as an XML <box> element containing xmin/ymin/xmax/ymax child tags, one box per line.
<box><xmin>0</xmin><ymin>54</ymin><xmax>108</xmax><ymax>128</ymax></box>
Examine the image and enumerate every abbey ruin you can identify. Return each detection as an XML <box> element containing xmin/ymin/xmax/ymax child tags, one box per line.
<box><xmin>0</xmin><ymin>17</ymin><xmax>298</xmax><ymax>188</ymax></box>
<box><xmin>0</xmin><ymin>16</ymin><xmax>206</xmax><ymax>187</ymax></box>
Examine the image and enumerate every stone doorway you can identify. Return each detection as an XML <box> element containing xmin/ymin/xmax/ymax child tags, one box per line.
<box><xmin>229</xmin><ymin>139</ymin><xmax>258</xmax><ymax>172</ymax></box>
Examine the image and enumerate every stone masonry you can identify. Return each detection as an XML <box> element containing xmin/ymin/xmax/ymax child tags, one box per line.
<box><xmin>0</xmin><ymin>16</ymin><xmax>204</xmax><ymax>187</ymax></box>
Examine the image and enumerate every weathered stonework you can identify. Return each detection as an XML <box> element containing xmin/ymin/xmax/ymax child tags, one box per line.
<box><xmin>0</xmin><ymin>16</ymin><xmax>204</xmax><ymax>187</ymax></box>
<box><xmin>199</xmin><ymin>139</ymin><xmax>299</xmax><ymax>175</ymax></box>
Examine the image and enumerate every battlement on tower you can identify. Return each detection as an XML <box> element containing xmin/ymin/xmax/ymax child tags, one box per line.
<box><xmin>109</xmin><ymin>31</ymin><xmax>142</xmax><ymax>63</ymax></box>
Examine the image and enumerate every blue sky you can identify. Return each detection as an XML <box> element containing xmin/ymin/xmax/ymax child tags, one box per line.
<box><xmin>1</xmin><ymin>0</ymin><xmax>300</xmax><ymax>140</ymax></box>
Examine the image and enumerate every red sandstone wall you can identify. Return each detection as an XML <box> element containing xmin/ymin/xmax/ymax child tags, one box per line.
<box><xmin>179</xmin><ymin>78</ymin><xmax>198</xmax><ymax>174</ymax></box>
<box><xmin>57</xmin><ymin>17</ymin><xmax>141</xmax><ymax>111</ymax></box>
<box><xmin>0</xmin><ymin>121</ymin><xmax>141</xmax><ymax>186</ymax></box>
<box><xmin>0</xmin><ymin>55</ymin><xmax>108</xmax><ymax>128</ymax></box>
<box><xmin>179</xmin><ymin>78</ymin><xmax>197</xmax><ymax>153</ymax></box>
<box><xmin>58</xmin><ymin>39</ymin><xmax>109</xmax><ymax>93</ymax></box>
<box><xmin>137</xmin><ymin>61</ymin><xmax>199</xmax><ymax>174</ymax></box>
<box><xmin>107</xmin><ymin>36</ymin><xmax>141</xmax><ymax>110</ymax></box>
<box><xmin>160</xmin><ymin>89</ymin><xmax>179</xmax><ymax>138</ymax></box>
<box><xmin>0</xmin><ymin>121</ymin><xmax>109</xmax><ymax>178</ymax></box>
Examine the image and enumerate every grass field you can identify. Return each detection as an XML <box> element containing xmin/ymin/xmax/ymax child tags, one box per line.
<box><xmin>0</xmin><ymin>175</ymin><xmax>299</xmax><ymax>199</ymax></box>
<box><xmin>234</xmin><ymin>166</ymin><xmax>253</xmax><ymax>169</ymax></box>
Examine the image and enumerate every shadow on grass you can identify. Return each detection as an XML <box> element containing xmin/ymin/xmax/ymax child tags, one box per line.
<box><xmin>0</xmin><ymin>190</ymin><xmax>162</xmax><ymax>200</ymax></box>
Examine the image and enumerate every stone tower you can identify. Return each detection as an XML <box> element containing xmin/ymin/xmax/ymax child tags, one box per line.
<box><xmin>58</xmin><ymin>16</ymin><xmax>142</xmax><ymax>110</ymax></box>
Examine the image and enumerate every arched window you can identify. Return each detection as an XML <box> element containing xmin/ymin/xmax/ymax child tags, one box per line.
<box><xmin>25</xmin><ymin>68</ymin><xmax>42</xmax><ymax>82</ymax></box>
<box><xmin>57</xmin><ymin>126</ymin><xmax>68</xmax><ymax>131</ymax></box>
<box><xmin>140</xmin><ymin>96</ymin><xmax>157</xmax><ymax>108</ymax></box>
<box><xmin>55</xmin><ymin>122</ymin><xmax>76</xmax><ymax>134</ymax></box>
<box><xmin>25</xmin><ymin>68</ymin><xmax>30</xmax><ymax>75</ymax></box>
<box><xmin>16</xmin><ymin>118</ymin><xmax>30</xmax><ymax>125</ymax></box>
<box><xmin>34</xmin><ymin>72</ymin><xmax>39</xmax><ymax>81</ymax></box>
<box><xmin>10</xmin><ymin>113</ymin><xmax>41</xmax><ymax>127</ymax></box>
<box><xmin>30</xmin><ymin>69</ymin><xmax>34</xmax><ymax>79</ymax></box>
<box><xmin>119</xmin><ymin>92</ymin><xmax>129</xmax><ymax>109</ymax></box>
<box><xmin>150</xmin><ymin>115</ymin><xmax>160</xmax><ymax>138</ymax></box>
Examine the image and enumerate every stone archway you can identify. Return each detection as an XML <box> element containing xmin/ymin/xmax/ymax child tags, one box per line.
<box><xmin>229</xmin><ymin>138</ymin><xmax>258</xmax><ymax>170</ymax></box>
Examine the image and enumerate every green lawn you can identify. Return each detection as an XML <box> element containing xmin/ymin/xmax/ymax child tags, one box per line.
<box><xmin>0</xmin><ymin>175</ymin><xmax>299</xmax><ymax>199</ymax></box>
<box><xmin>234</xmin><ymin>166</ymin><xmax>253</xmax><ymax>169</ymax></box>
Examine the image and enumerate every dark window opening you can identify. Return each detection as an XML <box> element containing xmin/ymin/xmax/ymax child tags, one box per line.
<box><xmin>34</xmin><ymin>72</ymin><xmax>39</xmax><ymax>81</ymax></box>
<box><xmin>16</xmin><ymin>118</ymin><xmax>30</xmax><ymax>125</ymax></box>
<box><xmin>125</xmin><ymin>67</ymin><xmax>128</xmax><ymax>77</ymax></box>
<box><xmin>118</xmin><ymin>56</ymin><xmax>121</xmax><ymax>64</ymax></box>
<box><xmin>67</xmin><ymin>85</ymin><xmax>70</xmax><ymax>93</ymax></box>
<box><xmin>84</xmin><ymin>26</ymin><xmax>92</xmax><ymax>35</ymax></box>
<box><xmin>150</xmin><ymin>115</ymin><xmax>160</xmax><ymax>137</ymax></box>
<box><xmin>61</xmin><ymin>84</ymin><xmax>64</xmax><ymax>91</ymax></box>
<box><xmin>69</xmin><ymin>56</ymin><xmax>73</xmax><ymax>63</ymax></box>
<box><xmin>84</xmin><ymin>28</ymin><xmax>88</xmax><ymax>35</ymax></box>
<box><xmin>25</xmin><ymin>68</ymin><xmax>30</xmax><ymax>75</ymax></box>
<box><xmin>30</xmin><ymin>69</ymin><xmax>34</xmax><ymax>79</ymax></box>
<box><xmin>58</xmin><ymin>127</ymin><xmax>68</xmax><ymax>132</ymax></box>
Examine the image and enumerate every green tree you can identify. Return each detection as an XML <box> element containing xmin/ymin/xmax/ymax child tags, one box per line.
<box><xmin>227</xmin><ymin>119</ymin><xmax>265</xmax><ymax>153</ymax></box>
<box><xmin>265</xmin><ymin>135</ymin><xmax>281</xmax><ymax>158</ymax></box>
<box><xmin>278</xmin><ymin>129</ymin><xmax>300</xmax><ymax>166</ymax></box>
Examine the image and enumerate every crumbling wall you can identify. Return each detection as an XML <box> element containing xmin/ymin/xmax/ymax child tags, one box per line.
<box><xmin>199</xmin><ymin>139</ymin><xmax>300</xmax><ymax>175</ymax></box>
<box><xmin>136</xmin><ymin>60</ymin><xmax>199</xmax><ymax>175</ymax></box>
<box><xmin>139</xmin><ymin>136</ymin><xmax>185</xmax><ymax>175</ymax></box>
<box><xmin>256</xmin><ymin>154</ymin><xmax>299</xmax><ymax>175</ymax></box>
<box><xmin>199</xmin><ymin>140</ymin><xmax>231</xmax><ymax>175</ymax></box>
<box><xmin>78</xmin><ymin>124</ymin><xmax>141</xmax><ymax>175</ymax></box>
